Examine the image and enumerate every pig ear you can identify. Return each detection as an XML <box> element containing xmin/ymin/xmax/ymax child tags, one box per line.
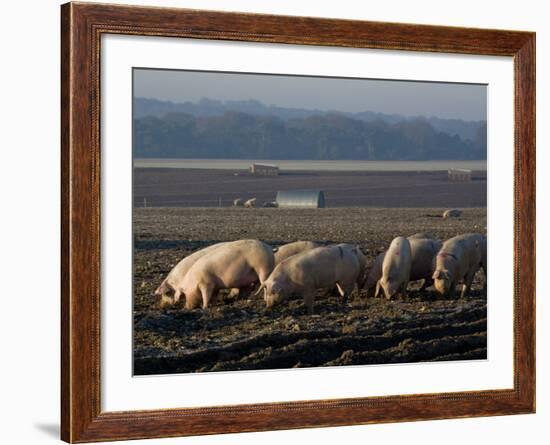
<box><xmin>154</xmin><ymin>283</ymin><xmax>163</xmax><ymax>296</ymax></box>
<box><xmin>173</xmin><ymin>289</ymin><xmax>182</xmax><ymax>303</ymax></box>
<box><xmin>155</xmin><ymin>281</ymin><xmax>171</xmax><ymax>296</ymax></box>
<box><xmin>433</xmin><ymin>270</ymin><xmax>441</xmax><ymax>280</ymax></box>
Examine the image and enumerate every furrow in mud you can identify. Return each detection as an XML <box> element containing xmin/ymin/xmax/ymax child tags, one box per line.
<box><xmin>134</xmin><ymin>301</ymin><xmax>485</xmax><ymax>338</ymax></box>
<box><xmin>134</xmin><ymin>317</ymin><xmax>487</xmax><ymax>374</ymax></box>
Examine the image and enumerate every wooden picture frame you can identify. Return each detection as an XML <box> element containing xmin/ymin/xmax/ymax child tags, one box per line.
<box><xmin>61</xmin><ymin>2</ymin><xmax>535</xmax><ymax>442</ymax></box>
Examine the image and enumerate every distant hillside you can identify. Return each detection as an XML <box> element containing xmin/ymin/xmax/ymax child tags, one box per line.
<box><xmin>134</xmin><ymin>109</ymin><xmax>487</xmax><ymax>161</ymax></box>
<box><xmin>134</xmin><ymin>97</ymin><xmax>486</xmax><ymax>142</ymax></box>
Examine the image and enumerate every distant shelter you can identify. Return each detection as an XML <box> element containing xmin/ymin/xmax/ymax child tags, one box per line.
<box><xmin>448</xmin><ymin>168</ymin><xmax>472</xmax><ymax>182</ymax></box>
<box><xmin>276</xmin><ymin>190</ymin><xmax>326</xmax><ymax>208</ymax></box>
<box><xmin>250</xmin><ymin>163</ymin><xmax>279</xmax><ymax>176</ymax></box>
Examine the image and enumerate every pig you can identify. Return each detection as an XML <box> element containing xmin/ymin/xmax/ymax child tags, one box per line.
<box><xmin>375</xmin><ymin>237</ymin><xmax>412</xmax><ymax>299</ymax></box>
<box><xmin>408</xmin><ymin>237</ymin><xmax>443</xmax><ymax>291</ymax></box>
<box><xmin>365</xmin><ymin>237</ymin><xmax>441</xmax><ymax>297</ymax></box>
<box><xmin>432</xmin><ymin>233</ymin><xmax>483</xmax><ymax>298</ymax></box>
<box><xmin>233</xmin><ymin>198</ymin><xmax>244</xmax><ymax>207</ymax></box>
<box><xmin>244</xmin><ymin>198</ymin><xmax>257</xmax><ymax>208</ymax></box>
<box><xmin>154</xmin><ymin>242</ymin><xmax>227</xmax><ymax>308</ymax></box>
<box><xmin>177</xmin><ymin>239</ymin><xmax>275</xmax><ymax>309</ymax></box>
<box><xmin>480</xmin><ymin>235</ymin><xmax>487</xmax><ymax>293</ymax></box>
<box><xmin>364</xmin><ymin>251</ymin><xmax>385</xmax><ymax>298</ymax></box>
<box><xmin>273</xmin><ymin>241</ymin><xmax>322</xmax><ymax>265</ymax></box>
<box><xmin>443</xmin><ymin>209</ymin><xmax>462</xmax><ymax>219</ymax></box>
<box><xmin>257</xmin><ymin>244</ymin><xmax>360</xmax><ymax>314</ymax></box>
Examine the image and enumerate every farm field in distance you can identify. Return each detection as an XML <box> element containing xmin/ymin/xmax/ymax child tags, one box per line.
<box><xmin>133</xmin><ymin>167</ymin><xmax>486</xmax><ymax>208</ymax></box>
<box><xmin>133</xmin><ymin>206</ymin><xmax>487</xmax><ymax>375</ymax></box>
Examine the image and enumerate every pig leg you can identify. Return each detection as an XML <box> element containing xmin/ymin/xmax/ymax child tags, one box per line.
<box><xmin>184</xmin><ymin>288</ymin><xmax>203</xmax><ymax>310</ymax></box>
<box><xmin>335</xmin><ymin>282</ymin><xmax>347</xmax><ymax>303</ymax></box>
<box><xmin>199</xmin><ymin>283</ymin><xmax>217</xmax><ymax>309</ymax></box>
<box><xmin>460</xmin><ymin>271</ymin><xmax>476</xmax><ymax>299</ymax></box>
<box><xmin>399</xmin><ymin>281</ymin><xmax>409</xmax><ymax>299</ymax></box>
<box><xmin>482</xmin><ymin>265</ymin><xmax>487</xmax><ymax>294</ymax></box>
<box><xmin>343</xmin><ymin>282</ymin><xmax>356</xmax><ymax>302</ymax></box>
<box><xmin>303</xmin><ymin>292</ymin><xmax>315</xmax><ymax>315</ymax></box>
<box><xmin>227</xmin><ymin>288</ymin><xmax>240</xmax><ymax>299</ymax></box>
<box><xmin>459</xmin><ymin>282</ymin><xmax>468</xmax><ymax>299</ymax></box>
<box><xmin>447</xmin><ymin>281</ymin><xmax>457</xmax><ymax>299</ymax></box>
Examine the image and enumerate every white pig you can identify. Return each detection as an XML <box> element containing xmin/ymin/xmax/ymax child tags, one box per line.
<box><xmin>258</xmin><ymin>244</ymin><xmax>360</xmax><ymax>314</ymax></box>
<box><xmin>432</xmin><ymin>233</ymin><xmax>483</xmax><ymax>298</ymax></box>
<box><xmin>408</xmin><ymin>238</ymin><xmax>443</xmax><ymax>290</ymax></box>
<box><xmin>244</xmin><ymin>198</ymin><xmax>257</xmax><ymax>208</ymax></box>
<box><xmin>443</xmin><ymin>209</ymin><xmax>462</xmax><ymax>219</ymax></box>
<box><xmin>480</xmin><ymin>235</ymin><xmax>487</xmax><ymax>293</ymax></box>
<box><xmin>154</xmin><ymin>242</ymin><xmax>227</xmax><ymax>308</ymax></box>
<box><xmin>177</xmin><ymin>239</ymin><xmax>274</xmax><ymax>309</ymax></box>
<box><xmin>365</xmin><ymin>237</ymin><xmax>441</xmax><ymax>297</ymax></box>
<box><xmin>274</xmin><ymin>241</ymin><xmax>322</xmax><ymax>265</ymax></box>
<box><xmin>375</xmin><ymin>237</ymin><xmax>412</xmax><ymax>299</ymax></box>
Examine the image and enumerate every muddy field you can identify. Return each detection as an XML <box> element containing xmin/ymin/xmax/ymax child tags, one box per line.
<box><xmin>133</xmin><ymin>168</ymin><xmax>486</xmax><ymax>208</ymax></box>
<box><xmin>134</xmin><ymin>207</ymin><xmax>487</xmax><ymax>375</ymax></box>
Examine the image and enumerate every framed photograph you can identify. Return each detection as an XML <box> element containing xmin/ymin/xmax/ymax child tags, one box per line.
<box><xmin>61</xmin><ymin>2</ymin><xmax>535</xmax><ymax>442</ymax></box>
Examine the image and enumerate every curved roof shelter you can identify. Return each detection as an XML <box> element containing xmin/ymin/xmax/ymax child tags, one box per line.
<box><xmin>276</xmin><ymin>190</ymin><xmax>326</xmax><ymax>208</ymax></box>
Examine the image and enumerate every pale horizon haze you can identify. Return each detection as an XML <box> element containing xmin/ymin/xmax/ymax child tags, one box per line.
<box><xmin>134</xmin><ymin>68</ymin><xmax>487</xmax><ymax>122</ymax></box>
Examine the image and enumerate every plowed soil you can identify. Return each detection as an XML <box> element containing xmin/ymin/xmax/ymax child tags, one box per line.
<box><xmin>133</xmin><ymin>207</ymin><xmax>487</xmax><ymax>375</ymax></box>
<box><xmin>133</xmin><ymin>168</ymin><xmax>487</xmax><ymax>208</ymax></box>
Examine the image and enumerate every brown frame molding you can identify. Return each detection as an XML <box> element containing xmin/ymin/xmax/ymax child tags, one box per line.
<box><xmin>61</xmin><ymin>2</ymin><xmax>535</xmax><ymax>442</ymax></box>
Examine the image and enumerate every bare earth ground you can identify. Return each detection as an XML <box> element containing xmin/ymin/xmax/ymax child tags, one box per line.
<box><xmin>133</xmin><ymin>207</ymin><xmax>487</xmax><ymax>375</ymax></box>
<box><xmin>133</xmin><ymin>168</ymin><xmax>486</xmax><ymax>208</ymax></box>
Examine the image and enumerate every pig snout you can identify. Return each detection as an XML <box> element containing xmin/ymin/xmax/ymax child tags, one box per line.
<box><xmin>265</xmin><ymin>296</ymin><xmax>275</xmax><ymax>309</ymax></box>
<box><xmin>157</xmin><ymin>293</ymin><xmax>176</xmax><ymax>309</ymax></box>
<box><xmin>264</xmin><ymin>289</ymin><xmax>285</xmax><ymax>309</ymax></box>
<box><xmin>384</xmin><ymin>283</ymin><xmax>399</xmax><ymax>299</ymax></box>
<box><xmin>433</xmin><ymin>279</ymin><xmax>450</xmax><ymax>295</ymax></box>
<box><xmin>265</xmin><ymin>293</ymin><xmax>279</xmax><ymax>308</ymax></box>
<box><xmin>379</xmin><ymin>278</ymin><xmax>398</xmax><ymax>299</ymax></box>
<box><xmin>432</xmin><ymin>270</ymin><xmax>451</xmax><ymax>295</ymax></box>
<box><xmin>153</xmin><ymin>283</ymin><xmax>182</xmax><ymax>308</ymax></box>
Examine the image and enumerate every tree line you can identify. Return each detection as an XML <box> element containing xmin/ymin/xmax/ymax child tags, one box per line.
<box><xmin>134</xmin><ymin>110</ymin><xmax>487</xmax><ymax>160</ymax></box>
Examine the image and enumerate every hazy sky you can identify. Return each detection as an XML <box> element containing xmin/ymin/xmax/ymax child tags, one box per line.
<box><xmin>134</xmin><ymin>68</ymin><xmax>486</xmax><ymax>121</ymax></box>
